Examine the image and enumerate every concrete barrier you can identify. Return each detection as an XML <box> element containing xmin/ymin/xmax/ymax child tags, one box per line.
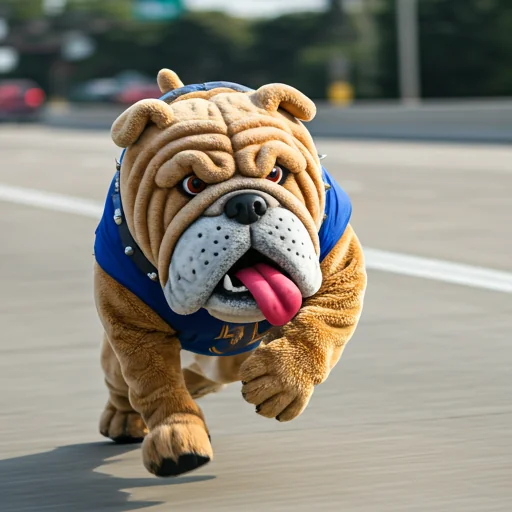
<box><xmin>308</xmin><ymin>99</ymin><xmax>512</xmax><ymax>142</ymax></box>
<box><xmin>42</xmin><ymin>99</ymin><xmax>512</xmax><ymax>143</ymax></box>
<box><xmin>42</xmin><ymin>103</ymin><xmax>124</xmax><ymax>131</ymax></box>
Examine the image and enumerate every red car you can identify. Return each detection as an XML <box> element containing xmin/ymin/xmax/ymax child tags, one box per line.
<box><xmin>0</xmin><ymin>79</ymin><xmax>46</xmax><ymax>122</ymax></box>
<box><xmin>113</xmin><ymin>83</ymin><xmax>162</xmax><ymax>105</ymax></box>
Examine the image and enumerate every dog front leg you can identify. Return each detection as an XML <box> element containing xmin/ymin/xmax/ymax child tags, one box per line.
<box><xmin>120</xmin><ymin>331</ymin><xmax>212</xmax><ymax>477</ymax></box>
<box><xmin>95</xmin><ymin>265</ymin><xmax>212</xmax><ymax>477</ymax></box>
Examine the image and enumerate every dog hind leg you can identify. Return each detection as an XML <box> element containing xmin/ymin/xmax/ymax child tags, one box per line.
<box><xmin>99</xmin><ymin>334</ymin><xmax>148</xmax><ymax>443</ymax></box>
<box><xmin>181</xmin><ymin>351</ymin><xmax>252</xmax><ymax>399</ymax></box>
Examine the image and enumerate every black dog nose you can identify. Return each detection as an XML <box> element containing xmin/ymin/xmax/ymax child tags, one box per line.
<box><xmin>224</xmin><ymin>193</ymin><xmax>268</xmax><ymax>225</ymax></box>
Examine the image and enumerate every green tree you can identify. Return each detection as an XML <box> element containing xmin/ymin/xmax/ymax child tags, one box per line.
<box><xmin>376</xmin><ymin>0</ymin><xmax>512</xmax><ymax>98</ymax></box>
<box><xmin>65</xmin><ymin>0</ymin><xmax>133</xmax><ymax>18</ymax></box>
<box><xmin>0</xmin><ymin>0</ymin><xmax>44</xmax><ymax>20</ymax></box>
<box><xmin>0</xmin><ymin>0</ymin><xmax>134</xmax><ymax>19</ymax></box>
<box><xmin>245</xmin><ymin>12</ymin><xmax>325</xmax><ymax>96</ymax></box>
<box><xmin>80</xmin><ymin>11</ymin><xmax>252</xmax><ymax>85</ymax></box>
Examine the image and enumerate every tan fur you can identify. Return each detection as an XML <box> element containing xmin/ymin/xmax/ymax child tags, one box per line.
<box><xmin>99</xmin><ymin>334</ymin><xmax>149</xmax><ymax>441</ymax></box>
<box><xmin>95</xmin><ymin>263</ymin><xmax>213</xmax><ymax>472</ymax></box>
<box><xmin>95</xmin><ymin>68</ymin><xmax>367</xmax><ymax>476</ymax></box>
<box><xmin>110</xmin><ymin>90</ymin><xmax>325</xmax><ymax>278</ymax></box>
<box><xmin>183</xmin><ymin>369</ymin><xmax>226</xmax><ymax>399</ymax></box>
<box><xmin>111</xmin><ymin>99</ymin><xmax>175</xmax><ymax>148</ymax></box>
<box><xmin>157</xmin><ymin>68</ymin><xmax>184</xmax><ymax>94</ymax></box>
<box><xmin>240</xmin><ymin>224</ymin><xmax>366</xmax><ymax>421</ymax></box>
<box><xmin>252</xmin><ymin>83</ymin><xmax>317</xmax><ymax>121</ymax></box>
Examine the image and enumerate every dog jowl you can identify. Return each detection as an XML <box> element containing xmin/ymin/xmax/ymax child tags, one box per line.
<box><xmin>93</xmin><ymin>68</ymin><xmax>366</xmax><ymax>477</ymax></box>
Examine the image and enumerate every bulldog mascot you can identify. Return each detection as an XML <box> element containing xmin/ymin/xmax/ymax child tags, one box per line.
<box><xmin>94</xmin><ymin>68</ymin><xmax>367</xmax><ymax>477</ymax></box>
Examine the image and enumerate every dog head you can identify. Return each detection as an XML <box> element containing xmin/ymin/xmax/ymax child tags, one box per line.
<box><xmin>111</xmin><ymin>68</ymin><xmax>327</xmax><ymax>326</ymax></box>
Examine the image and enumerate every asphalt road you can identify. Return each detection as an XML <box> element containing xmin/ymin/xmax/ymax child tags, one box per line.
<box><xmin>0</xmin><ymin>125</ymin><xmax>510</xmax><ymax>512</ymax></box>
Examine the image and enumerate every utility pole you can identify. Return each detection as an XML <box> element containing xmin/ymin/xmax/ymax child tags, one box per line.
<box><xmin>326</xmin><ymin>0</ymin><xmax>354</xmax><ymax>105</ymax></box>
<box><xmin>396</xmin><ymin>0</ymin><xmax>421</xmax><ymax>103</ymax></box>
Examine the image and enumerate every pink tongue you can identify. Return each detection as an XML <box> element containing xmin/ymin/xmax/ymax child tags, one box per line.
<box><xmin>235</xmin><ymin>263</ymin><xmax>302</xmax><ymax>326</ymax></box>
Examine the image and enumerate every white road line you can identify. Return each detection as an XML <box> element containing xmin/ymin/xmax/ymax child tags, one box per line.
<box><xmin>364</xmin><ymin>249</ymin><xmax>512</xmax><ymax>294</ymax></box>
<box><xmin>0</xmin><ymin>184</ymin><xmax>102</xmax><ymax>218</ymax></box>
<box><xmin>0</xmin><ymin>183</ymin><xmax>511</xmax><ymax>294</ymax></box>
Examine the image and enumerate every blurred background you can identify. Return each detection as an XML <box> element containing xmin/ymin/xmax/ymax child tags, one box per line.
<box><xmin>0</xmin><ymin>2</ymin><xmax>511</xmax><ymax>511</ymax></box>
<box><xmin>1</xmin><ymin>0</ymin><xmax>511</xmax><ymax>139</ymax></box>
<box><xmin>2</xmin><ymin>0</ymin><xmax>512</xmax><ymax>103</ymax></box>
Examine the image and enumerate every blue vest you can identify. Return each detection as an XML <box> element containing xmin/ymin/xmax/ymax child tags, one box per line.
<box><xmin>94</xmin><ymin>82</ymin><xmax>351</xmax><ymax>356</ymax></box>
<box><xmin>94</xmin><ymin>167</ymin><xmax>350</xmax><ymax>356</ymax></box>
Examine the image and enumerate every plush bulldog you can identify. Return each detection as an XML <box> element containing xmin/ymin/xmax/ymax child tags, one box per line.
<box><xmin>94</xmin><ymin>68</ymin><xmax>367</xmax><ymax>477</ymax></box>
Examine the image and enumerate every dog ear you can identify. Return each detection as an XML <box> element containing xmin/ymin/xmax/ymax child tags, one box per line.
<box><xmin>252</xmin><ymin>83</ymin><xmax>316</xmax><ymax>121</ymax></box>
<box><xmin>157</xmin><ymin>68</ymin><xmax>184</xmax><ymax>94</ymax></box>
<box><xmin>111</xmin><ymin>99</ymin><xmax>174</xmax><ymax>147</ymax></box>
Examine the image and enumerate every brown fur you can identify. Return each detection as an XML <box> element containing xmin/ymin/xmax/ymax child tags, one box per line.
<box><xmin>95</xmin><ymin>69</ymin><xmax>367</xmax><ymax>477</ymax></box>
<box><xmin>157</xmin><ymin>68</ymin><xmax>184</xmax><ymax>94</ymax></box>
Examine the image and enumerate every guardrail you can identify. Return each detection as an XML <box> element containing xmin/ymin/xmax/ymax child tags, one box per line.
<box><xmin>42</xmin><ymin>99</ymin><xmax>512</xmax><ymax>143</ymax></box>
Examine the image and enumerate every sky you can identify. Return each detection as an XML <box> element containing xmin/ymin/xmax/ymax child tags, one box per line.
<box><xmin>185</xmin><ymin>0</ymin><xmax>329</xmax><ymax>18</ymax></box>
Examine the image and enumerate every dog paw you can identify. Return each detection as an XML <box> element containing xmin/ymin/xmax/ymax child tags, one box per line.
<box><xmin>240</xmin><ymin>338</ymin><xmax>316</xmax><ymax>422</ymax></box>
<box><xmin>142</xmin><ymin>416</ymin><xmax>212</xmax><ymax>477</ymax></box>
<box><xmin>183</xmin><ymin>369</ymin><xmax>226</xmax><ymax>399</ymax></box>
<box><xmin>99</xmin><ymin>403</ymin><xmax>148</xmax><ymax>444</ymax></box>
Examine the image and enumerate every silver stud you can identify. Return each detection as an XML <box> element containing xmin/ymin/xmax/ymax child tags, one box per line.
<box><xmin>115</xmin><ymin>158</ymin><xmax>121</xmax><ymax>171</ymax></box>
<box><xmin>115</xmin><ymin>180</ymin><xmax>120</xmax><ymax>192</ymax></box>
<box><xmin>147</xmin><ymin>272</ymin><xmax>158</xmax><ymax>281</ymax></box>
<box><xmin>323</xmin><ymin>213</ymin><xmax>328</xmax><ymax>222</ymax></box>
<box><xmin>113</xmin><ymin>208</ymin><xmax>122</xmax><ymax>225</ymax></box>
<box><xmin>324</xmin><ymin>183</ymin><xmax>331</xmax><ymax>191</ymax></box>
<box><xmin>124</xmin><ymin>246</ymin><xmax>134</xmax><ymax>256</ymax></box>
<box><xmin>318</xmin><ymin>154</ymin><xmax>327</xmax><ymax>160</ymax></box>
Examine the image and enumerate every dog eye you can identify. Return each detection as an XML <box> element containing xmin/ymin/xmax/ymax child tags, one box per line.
<box><xmin>266</xmin><ymin>165</ymin><xmax>285</xmax><ymax>184</ymax></box>
<box><xmin>182</xmin><ymin>176</ymin><xmax>206</xmax><ymax>196</ymax></box>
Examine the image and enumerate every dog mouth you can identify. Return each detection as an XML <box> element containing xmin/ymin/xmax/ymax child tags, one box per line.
<box><xmin>214</xmin><ymin>249</ymin><xmax>277</xmax><ymax>295</ymax></box>
<box><xmin>212</xmin><ymin>248</ymin><xmax>303</xmax><ymax>326</ymax></box>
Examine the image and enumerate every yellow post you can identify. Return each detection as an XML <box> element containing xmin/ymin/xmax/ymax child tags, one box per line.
<box><xmin>327</xmin><ymin>80</ymin><xmax>354</xmax><ymax>106</ymax></box>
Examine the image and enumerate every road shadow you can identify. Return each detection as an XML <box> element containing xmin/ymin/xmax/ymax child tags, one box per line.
<box><xmin>0</xmin><ymin>442</ymin><xmax>215</xmax><ymax>511</ymax></box>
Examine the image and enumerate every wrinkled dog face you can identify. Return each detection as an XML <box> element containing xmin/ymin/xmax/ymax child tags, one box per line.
<box><xmin>164</xmin><ymin>183</ymin><xmax>322</xmax><ymax>324</ymax></box>
<box><xmin>111</xmin><ymin>68</ymin><xmax>326</xmax><ymax>326</ymax></box>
